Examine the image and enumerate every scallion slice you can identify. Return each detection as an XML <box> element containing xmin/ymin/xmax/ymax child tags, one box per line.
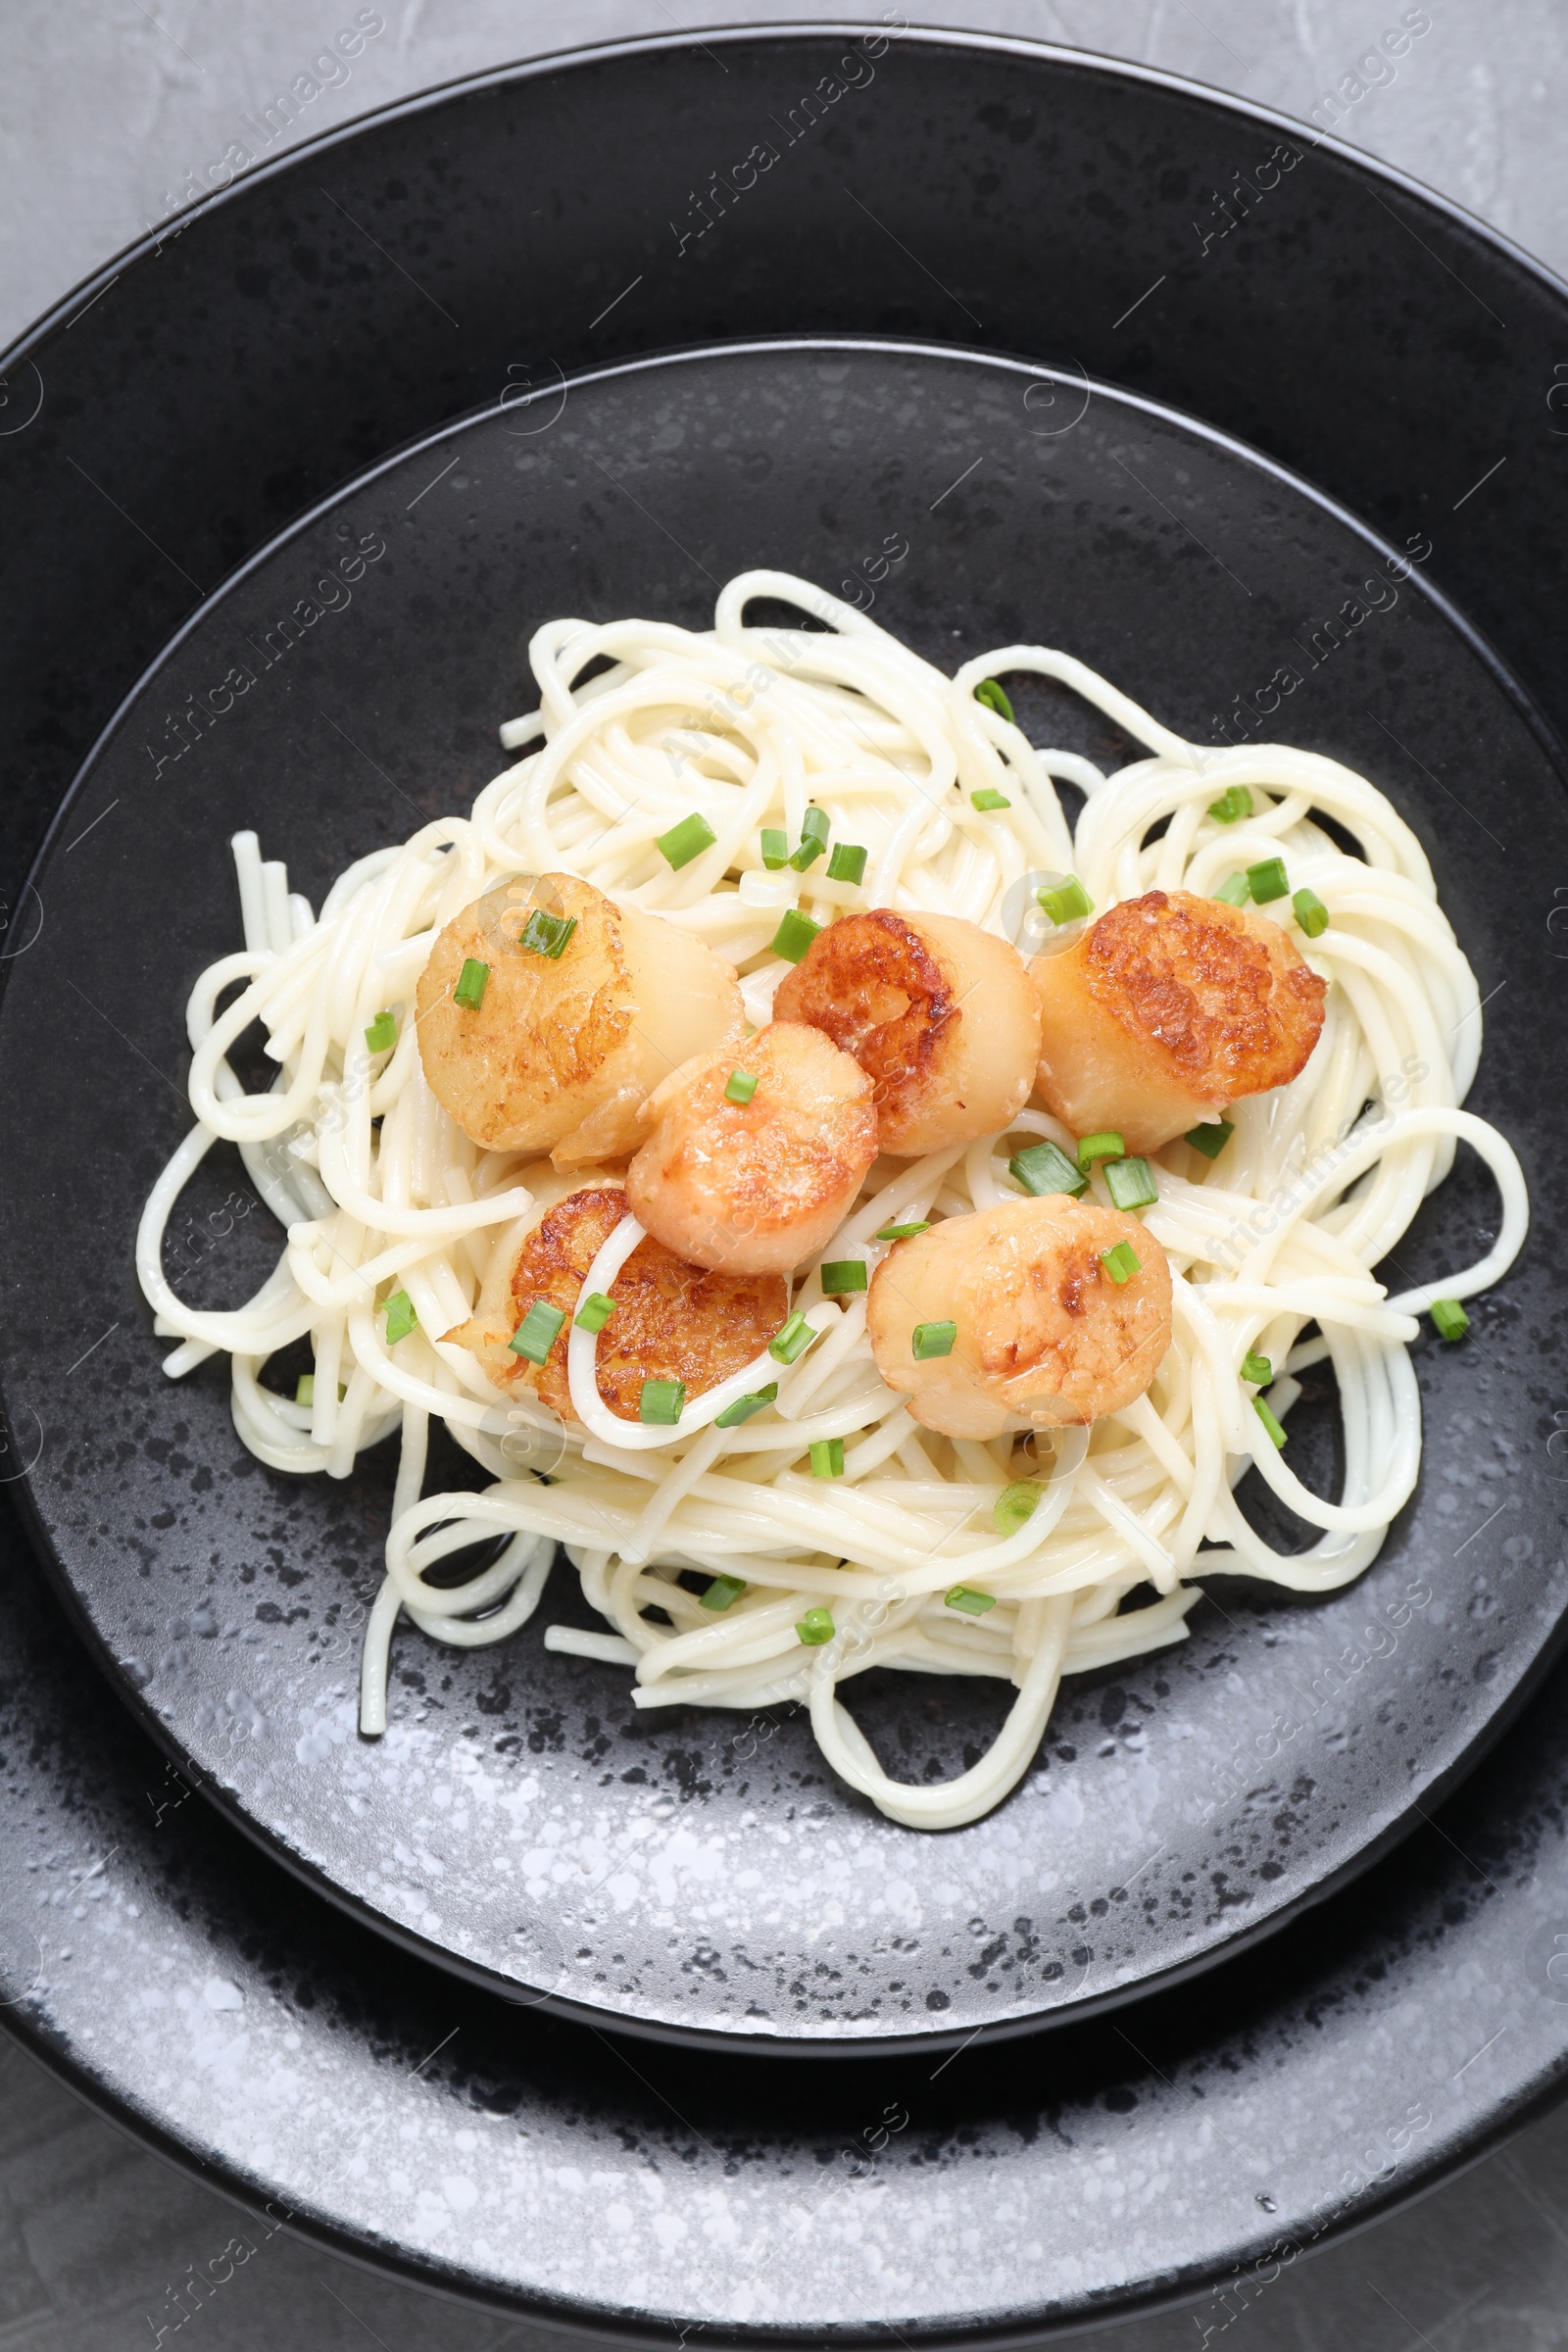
<box><xmin>1247</xmin><ymin>856</ymin><xmax>1289</xmax><ymax>904</ymax></box>
<box><xmin>639</xmin><ymin>1376</ymin><xmax>686</xmax><ymax>1425</ymax></box>
<box><xmin>509</xmin><ymin>1299</ymin><xmax>564</xmax><ymax>1363</ymax></box>
<box><xmin>453</xmin><ymin>957</ymin><xmax>489</xmax><ymax>1010</ymax></box>
<box><xmin>384</xmin><ymin>1289</ymin><xmax>417</xmax><ymax>1343</ymax></box>
<box><xmin>797</xmin><ymin>1605</ymin><xmax>835</xmax><ymax>1645</ymax></box>
<box><xmin>760</xmin><ymin>827</ymin><xmax>789</xmax><ymax>870</ymax></box>
<box><xmin>724</xmin><ymin>1068</ymin><xmax>758</xmax><ymax>1105</ymax></box>
<box><xmin>1214</xmin><ymin>872</ymin><xmax>1250</xmax><ymax>907</ymax></box>
<box><xmin>768</xmin><ymin>1311</ymin><xmax>816</xmax><ymax>1364</ymax></box>
<box><xmin>789</xmin><ymin>806</ymin><xmax>831</xmax><ymax>871</ymax></box>
<box><xmin>1254</xmin><ymin>1396</ymin><xmax>1288</xmax><ymax>1447</ymax></box>
<box><xmin>714</xmin><ymin>1383</ymin><xmax>778</xmax><ymax>1428</ymax></box>
<box><xmin>1207</xmin><ymin>784</ymin><xmax>1252</xmax><ymax>823</ymax></box>
<box><xmin>1100</xmin><ymin>1241</ymin><xmax>1142</xmax><ymax>1285</ymax></box>
<box><xmin>1009</xmin><ymin>1139</ymin><xmax>1086</xmax><ymax>1198</ymax></box>
<box><xmin>819</xmin><ymin>1260</ymin><xmax>868</xmax><ymax>1295</ymax></box>
<box><xmin>770</xmin><ymin>908</ymin><xmax>821</xmax><ymax>963</ymax></box>
<box><xmin>1184</xmin><ymin>1119</ymin><xmax>1234</xmax><ymax>1159</ymax></box>
<box><xmin>874</xmin><ymin>1220</ymin><xmax>930</xmax><ymax>1241</ymax></box>
<box><xmin>826</xmin><ymin>841</ymin><xmax>868</xmax><ymax>885</ymax></box>
<box><xmin>970</xmin><ymin>787</ymin><xmax>1011</xmax><ymax>811</ymax></box>
<box><xmin>1036</xmin><ymin>875</ymin><xmax>1094</xmax><ymax>925</ymax></box>
<box><xmin>518</xmin><ymin>908</ymin><xmax>577</xmax><ymax>958</ymax></box>
<box><xmin>1104</xmin><ymin>1155</ymin><xmax>1158</xmax><ymax>1211</ymax></box>
<box><xmin>911</xmin><ymin>1319</ymin><xmax>957</xmax><ymax>1359</ymax></box>
<box><xmin>656</xmin><ymin>811</ymin><xmax>717</xmax><ymax>870</ymax></box>
<box><xmin>1430</xmin><ymin>1298</ymin><xmax>1470</xmax><ymax>1342</ymax></box>
<box><xmin>1293</xmin><ymin>886</ymin><xmax>1329</xmax><ymax>938</ymax></box>
<box><xmin>946</xmin><ymin>1585</ymin><xmax>998</xmax><ymax>1615</ymax></box>
<box><xmin>992</xmin><ymin>1481</ymin><xmax>1040</xmax><ymax>1536</ymax></box>
<box><xmin>1241</xmin><ymin>1351</ymin><xmax>1272</xmax><ymax>1386</ymax></box>
<box><xmin>1076</xmin><ymin>1131</ymin><xmax>1125</xmax><ymax>1174</ymax></box>
<box><xmin>701</xmin><ymin>1574</ymin><xmax>746</xmax><ymax>1612</ymax></box>
<box><xmin>809</xmin><ymin>1437</ymin><xmax>846</xmax><ymax>1478</ymax></box>
<box><xmin>573</xmin><ymin>1292</ymin><xmax>615</xmax><ymax>1335</ymax></box>
<box><xmin>364</xmin><ymin>1008</ymin><xmax>397</xmax><ymax>1054</ymax></box>
<box><xmin>974</xmin><ymin>678</ymin><xmax>1014</xmax><ymax>722</ymax></box>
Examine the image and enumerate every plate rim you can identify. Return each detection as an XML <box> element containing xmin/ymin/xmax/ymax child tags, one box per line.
<box><xmin>7</xmin><ymin>329</ymin><xmax>1564</xmax><ymax>2056</ymax></box>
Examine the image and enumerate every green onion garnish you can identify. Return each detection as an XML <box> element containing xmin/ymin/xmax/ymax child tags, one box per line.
<box><xmin>453</xmin><ymin>957</ymin><xmax>490</xmax><ymax>1010</ymax></box>
<box><xmin>1104</xmin><ymin>1155</ymin><xmax>1158</xmax><ymax>1212</ymax></box>
<box><xmin>1293</xmin><ymin>886</ymin><xmax>1329</xmax><ymax>938</ymax></box>
<box><xmin>1247</xmin><ymin>856</ymin><xmax>1289</xmax><ymax>904</ymax></box>
<box><xmin>974</xmin><ymin>678</ymin><xmax>1014</xmax><ymax>722</ymax></box>
<box><xmin>1430</xmin><ymin>1298</ymin><xmax>1470</xmax><ymax>1343</ymax></box>
<box><xmin>657</xmin><ymin>811</ymin><xmax>718</xmax><ymax>870</ymax></box>
<box><xmin>809</xmin><ymin>1438</ymin><xmax>846</xmax><ymax>1479</ymax></box>
<box><xmin>970</xmin><ymin>787</ymin><xmax>1011</xmax><ymax>811</ymax></box>
<box><xmin>789</xmin><ymin>807</ymin><xmax>831</xmax><ymax>871</ymax></box>
<box><xmin>1254</xmin><ymin>1396</ymin><xmax>1288</xmax><ymax>1447</ymax></box>
<box><xmin>819</xmin><ymin>1260</ymin><xmax>867</xmax><ymax>1296</ymax></box>
<box><xmin>364</xmin><ymin>1008</ymin><xmax>397</xmax><ymax>1054</ymax></box>
<box><xmin>518</xmin><ymin>908</ymin><xmax>577</xmax><ymax>959</ymax></box>
<box><xmin>768</xmin><ymin>1311</ymin><xmax>816</xmax><ymax>1364</ymax></box>
<box><xmin>771</xmin><ymin>908</ymin><xmax>821</xmax><ymax>963</ymax></box>
<box><xmin>1184</xmin><ymin>1120</ymin><xmax>1234</xmax><ymax>1159</ymax></box>
<box><xmin>384</xmin><ymin>1290</ymin><xmax>417</xmax><ymax>1343</ymax></box>
<box><xmin>760</xmin><ymin>827</ymin><xmax>789</xmax><ymax>870</ymax></box>
<box><xmin>724</xmin><ymin>1068</ymin><xmax>758</xmax><ymax>1105</ymax></box>
<box><xmin>875</xmin><ymin>1220</ymin><xmax>930</xmax><ymax>1242</ymax></box>
<box><xmin>295</xmin><ymin>1374</ymin><xmax>315</xmax><ymax>1407</ymax></box>
<box><xmin>1036</xmin><ymin>875</ymin><xmax>1094</xmax><ymax>925</ymax></box>
<box><xmin>573</xmin><ymin>1293</ymin><xmax>615</xmax><ymax>1335</ymax></box>
<box><xmin>714</xmin><ymin>1383</ymin><xmax>778</xmax><ymax>1428</ymax></box>
<box><xmin>912</xmin><ymin>1320</ymin><xmax>957</xmax><ymax>1359</ymax></box>
<box><xmin>826</xmin><ymin>841</ymin><xmax>868</xmax><ymax>885</ymax></box>
<box><xmin>509</xmin><ymin>1299</ymin><xmax>565</xmax><ymax>1363</ymax></box>
<box><xmin>1241</xmin><ymin>1351</ymin><xmax>1272</xmax><ymax>1386</ymax></box>
<box><xmin>1009</xmin><ymin>1139</ymin><xmax>1086</xmax><ymax>1198</ymax></box>
<box><xmin>701</xmin><ymin>1574</ymin><xmax>746</xmax><ymax>1612</ymax></box>
<box><xmin>639</xmin><ymin>1376</ymin><xmax>686</xmax><ymax>1425</ymax></box>
<box><xmin>992</xmin><ymin>1481</ymin><xmax>1040</xmax><ymax>1536</ymax></box>
<box><xmin>797</xmin><ymin>1606</ymin><xmax>835</xmax><ymax>1645</ymax></box>
<box><xmin>1206</xmin><ymin>784</ymin><xmax>1252</xmax><ymax>824</ymax></box>
<box><xmin>1076</xmin><ymin>1131</ymin><xmax>1125</xmax><ymax>1174</ymax></box>
<box><xmin>1100</xmin><ymin>1242</ymin><xmax>1142</xmax><ymax>1286</ymax></box>
<box><xmin>946</xmin><ymin>1585</ymin><xmax>998</xmax><ymax>1615</ymax></box>
<box><xmin>1214</xmin><ymin>872</ymin><xmax>1250</xmax><ymax>907</ymax></box>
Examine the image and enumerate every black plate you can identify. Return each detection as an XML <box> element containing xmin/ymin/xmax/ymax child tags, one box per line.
<box><xmin>1</xmin><ymin>332</ymin><xmax>1559</xmax><ymax>2049</ymax></box>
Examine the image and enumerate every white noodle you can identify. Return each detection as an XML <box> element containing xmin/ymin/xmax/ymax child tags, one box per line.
<box><xmin>135</xmin><ymin>572</ymin><xmax>1527</xmax><ymax>1831</ymax></box>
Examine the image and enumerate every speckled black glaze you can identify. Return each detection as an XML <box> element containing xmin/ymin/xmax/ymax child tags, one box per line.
<box><xmin>0</xmin><ymin>337</ymin><xmax>1561</xmax><ymax>2049</ymax></box>
<box><xmin>1</xmin><ymin>19</ymin><xmax>1567</xmax><ymax>2321</ymax></box>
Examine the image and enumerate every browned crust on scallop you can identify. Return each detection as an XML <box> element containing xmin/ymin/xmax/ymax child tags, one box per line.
<box><xmin>477</xmin><ymin>1186</ymin><xmax>787</xmax><ymax>1423</ymax></box>
<box><xmin>773</xmin><ymin>910</ymin><xmax>956</xmax><ymax>1131</ymax></box>
<box><xmin>416</xmin><ymin>876</ymin><xmax>635</xmax><ymax>1150</ymax></box>
<box><xmin>1085</xmin><ymin>889</ymin><xmax>1326</xmax><ymax>1102</ymax></box>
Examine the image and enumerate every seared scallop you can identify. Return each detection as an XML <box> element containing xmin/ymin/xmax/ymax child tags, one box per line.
<box><xmin>866</xmin><ymin>1196</ymin><xmax>1173</xmax><ymax>1438</ymax></box>
<box><xmin>773</xmin><ymin>908</ymin><xmax>1041</xmax><ymax>1155</ymax></box>
<box><xmin>1030</xmin><ymin>889</ymin><xmax>1326</xmax><ymax>1153</ymax></box>
<box><xmin>416</xmin><ymin>873</ymin><xmax>745</xmax><ymax>1165</ymax></box>
<box><xmin>445</xmin><ymin>1178</ymin><xmax>787</xmax><ymax>1424</ymax></box>
<box><xmin>627</xmin><ymin>1020</ymin><xmax>878</xmax><ymax>1275</ymax></box>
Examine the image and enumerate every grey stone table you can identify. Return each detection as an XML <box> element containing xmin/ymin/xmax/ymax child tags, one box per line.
<box><xmin>4</xmin><ymin>4</ymin><xmax>1568</xmax><ymax>2346</ymax></box>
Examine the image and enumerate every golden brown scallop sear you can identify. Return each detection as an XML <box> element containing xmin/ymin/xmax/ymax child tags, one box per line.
<box><xmin>416</xmin><ymin>873</ymin><xmax>745</xmax><ymax>1165</ymax></box>
<box><xmin>866</xmin><ymin>1197</ymin><xmax>1173</xmax><ymax>1439</ymax></box>
<box><xmin>445</xmin><ymin>1178</ymin><xmax>787</xmax><ymax>1425</ymax></box>
<box><xmin>628</xmin><ymin>1020</ymin><xmax>878</xmax><ymax>1275</ymax></box>
<box><xmin>1030</xmin><ymin>889</ymin><xmax>1327</xmax><ymax>1154</ymax></box>
<box><xmin>773</xmin><ymin>908</ymin><xmax>1041</xmax><ymax>1155</ymax></box>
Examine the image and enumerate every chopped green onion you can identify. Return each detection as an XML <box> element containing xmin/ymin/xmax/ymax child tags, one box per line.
<box><xmin>1185</xmin><ymin>1119</ymin><xmax>1234</xmax><ymax>1159</ymax></box>
<box><xmin>657</xmin><ymin>811</ymin><xmax>717</xmax><ymax>870</ymax></box>
<box><xmin>518</xmin><ymin>908</ymin><xmax>577</xmax><ymax>959</ymax></box>
<box><xmin>946</xmin><ymin>1585</ymin><xmax>998</xmax><ymax>1615</ymax></box>
<box><xmin>1254</xmin><ymin>1396</ymin><xmax>1288</xmax><ymax>1448</ymax></box>
<box><xmin>789</xmin><ymin>807</ymin><xmax>832</xmax><ymax>871</ymax></box>
<box><xmin>760</xmin><ymin>827</ymin><xmax>789</xmax><ymax>870</ymax></box>
<box><xmin>573</xmin><ymin>1292</ymin><xmax>615</xmax><ymax>1335</ymax></box>
<box><xmin>970</xmin><ymin>787</ymin><xmax>1011</xmax><ymax>811</ymax></box>
<box><xmin>875</xmin><ymin>1220</ymin><xmax>930</xmax><ymax>1242</ymax></box>
<box><xmin>295</xmin><ymin>1374</ymin><xmax>315</xmax><ymax>1407</ymax></box>
<box><xmin>509</xmin><ymin>1299</ymin><xmax>565</xmax><ymax>1363</ymax></box>
<box><xmin>1104</xmin><ymin>1155</ymin><xmax>1158</xmax><ymax>1212</ymax></box>
<box><xmin>1247</xmin><ymin>856</ymin><xmax>1290</xmax><ymax>904</ymax></box>
<box><xmin>1241</xmin><ymin>1351</ymin><xmax>1272</xmax><ymax>1386</ymax></box>
<box><xmin>1430</xmin><ymin>1298</ymin><xmax>1470</xmax><ymax>1343</ymax></box>
<box><xmin>911</xmin><ymin>1319</ymin><xmax>957</xmax><ymax>1359</ymax></box>
<box><xmin>797</xmin><ymin>1605</ymin><xmax>835</xmax><ymax>1645</ymax></box>
<box><xmin>701</xmin><ymin>1574</ymin><xmax>746</xmax><ymax>1612</ymax></box>
<box><xmin>809</xmin><ymin>1438</ymin><xmax>846</xmax><ymax>1478</ymax></box>
<box><xmin>384</xmin><ymin>1289</ymin><xmax>417</xmax><ymax>1343</ymax></box>
<box><xmin>819</xmin><ymin>1260</ymin><xmax>868</xmax><ymax>1296</ymax></box>
<box><xmin>1214</xmin><ymin>872</ymin><xmax>1250</xmax><ymax>907</ymax></box>
<box><xmin>1207</xmin><ymin>784</ymin><xmax>1252</xmax><ymax>823</ymax></box>
<box><xmin>1008</xmin><ymin>1140</ymin><xmax>1087</xmax><ymax>1199</ymax></box>
<box><xmin>771</xmin><ymin>908</ymin><xmax>821</xmax><ymax>963</ymax></box>
<box><xmin>714</xmin><ymin>1382</ymin><xmax>778</xmax><ymax>1428</ymax></box>
<box><xmin>768</xmin><ymin>1310</ymin><xmax>817</xmax><ymax>1364</ymax></box>
<box><xmin>992</xmin><ymin>1481</ymin><xmax>1041</xmax><ymax>1536</ymax></box>
<box><xmin>1036</xmin><ymin>875</ymin><xmax>1094</xmax><ymax>925</ymax></box>
<box><xmin>724</xmin><ymin>1068</ymin><xmax>758</xmax><ymax>1105</ymax></box>
<box><xmin>453</xmin><ymin>957</ymin><xmax>490</xmax><ymax>1010</ymax></box>
<box><xmin>1076</xmin><ymin>1131</ymin><xmax>1125</xmax><ymax>1174</ymax></box>
<box><xmin>639</xmin><ymin>1376</ymin><xmax>686</xmax><ymax>1425</ymax></box>
<box><xmin>1100</xmin><ymin>1241</ymin><xmax>1142</xmax><ymax>1286</ymax></box>
<box><xmin>974</xmin><ymin>678</ymin><xmax>1014</xmax><ymax>722</ymax></box>
<box><xmin>1293</xmin><ymin>886</ymin><xmax>1330</xmax><ymax>938</ymax></box>
<box><xmin>364</xmin><ymin>1008</ymin><xmax>397</xmax><ymax>1054</ymax></box>
<box><xmin>826</xmin><ymin>841</ymin><xmax>868</xmax><ymax>885</ymax></box>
